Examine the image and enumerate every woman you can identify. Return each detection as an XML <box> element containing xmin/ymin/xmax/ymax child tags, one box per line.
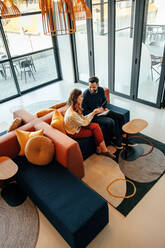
<box><xmin>64</xmin><ymin>89</ymin><xmax>116</xmax><ymax>159</ymax></box>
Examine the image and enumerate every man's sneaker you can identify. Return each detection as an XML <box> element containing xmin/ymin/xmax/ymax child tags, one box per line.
<box><xmin>111</xmin><ymin>140</ymin><xmax>123</xmax><ymax>150</ymax></box>
<box><xmin>122</xmin><ymin>140</ymin><xmax>137</xmax><ymax>147</ymax></box>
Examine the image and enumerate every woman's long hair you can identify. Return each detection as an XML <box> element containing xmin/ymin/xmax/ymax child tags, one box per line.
<box><xmin>68</xmin><ymin>89</ymin><xmax>83</xmax><ymax>115</ymax></box>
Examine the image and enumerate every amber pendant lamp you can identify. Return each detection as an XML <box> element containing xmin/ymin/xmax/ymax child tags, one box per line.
<box><xmin>0</xmin><ymin>0</ymin><xmax>8</xmax><ymax>16</ymax></box>
<box><xmin>0</xmin><ymin>0</ymin><xmax>92</xmax><ymax>36</ymax></box>
<box><xmin>39</xmin><ymin>0</ymin><xmax>76</xmax><ymax>36</ymax></box>
<box><xmin>1</xmin><ymin>0</ymin><xmax>21</xmax><ymax>18</ymax></box>
<box><xmin>73</xmin><ymin>0</ymin><xmax>92</xmax><ymax>21</ymax></box>
<box><xmin>39</xmin><ymin>0</ymin><xmax>92</xmax><ymax>36</ymax></box>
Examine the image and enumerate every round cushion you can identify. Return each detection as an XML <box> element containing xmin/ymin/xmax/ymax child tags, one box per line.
<box><xmin>25</xmin><ymin>136</ymin><xmax>55</xmax><ymax>166</ymax></box>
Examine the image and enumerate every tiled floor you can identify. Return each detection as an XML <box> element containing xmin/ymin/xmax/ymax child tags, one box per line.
<box><xmin>1</xmin><ymin>80</ymin><xmax>165</xmax><ymax>248</ymax></box>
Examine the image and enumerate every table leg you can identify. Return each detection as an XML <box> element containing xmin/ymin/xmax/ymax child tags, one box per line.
<box><xmin>121</xmin><ymin>134</ymin><xmax>144</xmax><ymax>161</ymax></box>
<box><xmin>1</xmin><ymin>182</ymin><xmax>27</xmax><ymax>207</ymax></box>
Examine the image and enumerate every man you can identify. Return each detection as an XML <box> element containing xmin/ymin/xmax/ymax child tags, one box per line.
<box><xmin>82</xmin><ymin>76</ymin><xmax>123</xmax><ymax>149</ymax></box>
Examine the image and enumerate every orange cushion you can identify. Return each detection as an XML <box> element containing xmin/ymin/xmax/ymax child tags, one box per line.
<box><xmin>35</xmin><ymin>109</ymin><xmax>54</xmax><ymax>118</ymax></box>
<box><xmin>25</xmin><ymin>135</ymin><xmax>55</xmax><ymax>166</ymax></box>
<box><xmin>50</xmin><ymin>109</ymin><xmax>66</xmax><ymax>134</ymax></box>
<box><xmin>15</xmin><ymin>129</ymin><xmax>44</xmax><ymax>156</ymax></box>
<box><xmin>8</xmin><ymin>118</ymin><xmax>22</xmax><ymax>132</ymax></box>
<box><xmin>50</xmin><ymin>102</ymin><xmax>67</xmax><ymax>109</ymax></box>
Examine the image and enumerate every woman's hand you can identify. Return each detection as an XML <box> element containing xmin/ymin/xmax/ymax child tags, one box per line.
<box><xmin>93</xmin><ymin>107</ymin><xmax>103</xmax><ymax>115</ymax></box>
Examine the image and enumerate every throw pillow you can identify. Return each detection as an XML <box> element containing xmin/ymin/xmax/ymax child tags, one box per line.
<box><xmin>50</xmin><ymin>109</ymin><xmax>66</xmax><ymax>134</ymax></box>
<box><xmin>50</xmin><ymin>102</ymin><xmax>67</xmax><ymax>109</ymax></box>
<box><xmin>25</xmin><ymin>135</ymin><xmax>55</xmax><ymax>166</ymax></box>
<box><xmin>35</xmin><ymin>109</ymin><xmax>54</xmax><ymax>118</ymax></box>
<box><xmin>15</xmin><ymin>129</ymin><xmax>44</xmax><ymax>156</ymax></box>
<box><xmin>8</xmin><ymin>118</ymin><xmax>22</xmax><ymax>132</ymax></box>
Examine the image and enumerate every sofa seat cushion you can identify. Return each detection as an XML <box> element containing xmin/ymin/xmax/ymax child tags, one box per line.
<box><xmin>107</xmin><ymin>103</ymin><xmax>130</xmax><ymax>124</ymax></box>
<box><xmin>14</xmin><ymin>156</ymin><xmax>108</xmax><ymax>248</ymax></box>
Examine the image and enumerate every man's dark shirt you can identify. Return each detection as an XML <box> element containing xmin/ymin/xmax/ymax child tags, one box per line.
<box><xmin>82</xmin><ymin>87</ymin><xmax>107</xmax><ymax>115</ymax></box>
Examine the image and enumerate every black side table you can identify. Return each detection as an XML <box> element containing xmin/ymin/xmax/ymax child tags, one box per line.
<box><xmin>121</xmin><ymin>119</ymin><xmax>148</xmax><ymax>161</ymax></box>
<box><xmin>0</xmin><ymin>156</ymin><xmax>26</xmax><ymax>206</ymax></box>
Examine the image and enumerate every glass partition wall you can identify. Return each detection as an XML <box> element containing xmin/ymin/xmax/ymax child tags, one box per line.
<box><xmin>92</xmin><ymin>0</ymin><xmax>108</xmax><ymax>88</ymax></box>
<box><xmin>73</xmin><ymin>0</ymin><xmax>165</xmax><ymax>108</ymax></box>
<box><xmin>114</xmin><ymin>0</ymin><xmax>135</xmax><ymax>95</ymax></box>
<box><xmin>138</xmin><ymin>0</ymin><xmax>165</xmax><ymax>104</ymax></box>
<box><xmin>0</xmin><ymin>10</ymin><xmax>61</xmax><ymax>103</ymax></box>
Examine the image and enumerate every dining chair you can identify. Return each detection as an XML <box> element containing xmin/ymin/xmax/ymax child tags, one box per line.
<box><xmin>20</xmin><ymin>60</ymin><xmax>35</xmax><ymax>83</ymax></box>
<box><xmin>3</xmin><ymin>63</ymin><xmax>19</xmax><ymax>78</ymax></box>
<box><xmin>0</xmin><ymin>64</ymin><xmax>6</xmax><ymax>80</ymax></box>
<box><xmin>28</xmin><ymin>56</ymin><xmax>36</xmax><ymax>72</ymax></box>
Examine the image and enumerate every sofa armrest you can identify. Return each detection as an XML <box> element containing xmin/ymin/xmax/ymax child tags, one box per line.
<box><xmin>13</xmin><ymin>109</ymin><xmax>36</xmax><ymax>124</ymax></box>
<box><xmin>34</xmin><ymin>121</ymin><xmax>85</xmax><ymax>179</ymax></box>
<box><xmin>104</xmin><ymin>88</ymin><xmax>110</xmax><ymax>104</ymax></box>
<box><xmin>0</xmin><ymin>122</ymin><xmax>36</xmax><ymax>158</ymax></box>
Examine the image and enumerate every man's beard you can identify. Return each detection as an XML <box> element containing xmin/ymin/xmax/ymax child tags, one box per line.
<box><xmin>90</xmin><ymin>89</ymin><xmax>98</xmax><ymax>94</ymax></box>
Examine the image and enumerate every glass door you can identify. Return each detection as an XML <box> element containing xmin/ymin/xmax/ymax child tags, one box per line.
<box><xmin>92</xmin><ymin>0</ymin><xmax>108</xmax><ymax>88</ymax></box>
<box><xmin>73</xmin><ymin>0</ymin><xmax>94</xmax><ymax>84</ymax></box>
<box><xmin>137</xmin><ymin>0</ymin><xmax>165</xmax><ymax>106</ymax></box>
<box><xmin>75</xmin><ymin>19</ymin><xmax>90</xmax><ymax>82</ymax></box>
<box><xmin>114</xmin><ymin>0</ymin><xmax>135</xmax><ymax>95</ymax></box>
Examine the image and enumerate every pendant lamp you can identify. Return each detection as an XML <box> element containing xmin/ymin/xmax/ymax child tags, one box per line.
<box><xmin>1</xmin><ymin>0</ymin><xmax>21</xmax><ymax>18</ymax></box>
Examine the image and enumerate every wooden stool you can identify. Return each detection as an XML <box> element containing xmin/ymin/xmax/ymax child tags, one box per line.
<box><xmin>121</xmin><ymin>119</ymin><xmax>148</xmax><ymax>161</ymax></box>
<box><xmin>0</xmin><ymin>156</ymin><xmax>18</xmax><ymax>183</ymax></box>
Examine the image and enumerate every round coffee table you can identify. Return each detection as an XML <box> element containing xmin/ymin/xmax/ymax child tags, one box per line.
<box><xmin>0</xmin><ymin>156</ymin><xmax>26</xmax><ymax>206</ymax></box>
<box><xmin>121</xmin><ymin>119</ymin><xmax>148</xmax><ymax>161</ymax></box>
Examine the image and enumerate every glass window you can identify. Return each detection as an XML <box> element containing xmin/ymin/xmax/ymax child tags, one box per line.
<box><xmin>0</xmin><ymin>62</ymin><xmax>18</xmax><ymax>101</ymax></box>
<box><xmin>0</xmin><ymin>34</ymin><xmax>7</xmax><ymax>61</ymax></box>
<box><xmin>2</xmin><ymin>14</ymin><xmax>53</xmax><ymax>57</ymax></box>
<box><xmin>14</xmin><ymin>49</ymin><xmax>57</xmax><ymax>91</ymax></box>
<box><xmin>14</xmin><ymin>1</ymin><xmax>40</xmax><ymax>13</ymax></box>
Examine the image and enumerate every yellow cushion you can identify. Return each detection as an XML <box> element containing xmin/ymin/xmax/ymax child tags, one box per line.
<box><xmin>25</xmin><ymin>136</ymin><xmax>55</xmax><ymax>166</ymax></box>
<box><xmin>8</xmin><ymin>118</ymin><xmax>22</xmax><ymax>132</ymax></box>
<box><xmin>50</xmin><ymin>109</ymin><xmax>66</xmax><ymax>134</ymax></box>
<box><xmin>16</xmin><ymin>129</ymin><xmax>44</xmax><ymax>156</ymax></box>
<box><xmin>35</xmin><ymin>109</ymin><xmax>54</xmax><ymax>118</ymax></box>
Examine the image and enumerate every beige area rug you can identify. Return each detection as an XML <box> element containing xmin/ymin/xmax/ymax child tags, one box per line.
<box><xmin>83</xmin><ymin>153</ymin><xmax>126</xmax><ymax>208</ymax></box>
<box><xmin>0</xmin><ymin>195</ymin><xmax>39</xmax><ymax>248</ymax></box>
